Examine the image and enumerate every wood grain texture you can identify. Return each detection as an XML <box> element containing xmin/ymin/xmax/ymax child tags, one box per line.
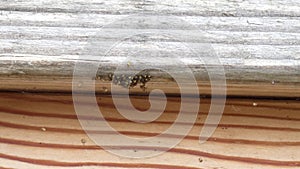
<box><xmin>0</xmin><ymin>76</ymin><xmax>300</xmax><ymax>97</ymax></box>
<box><xmin>0</xmin><ymin>0</ymin><xmax>299</xmax><ymax>97</ymax></box>
<box><xmin>0</xmin><ymin>92</ymin><xmax>299</xmax><ymax>169</ymax></box>
<box><xmin>0</xmin><ymin>1</ymin><xmax>300</xmax><ymax>169</ymax></box>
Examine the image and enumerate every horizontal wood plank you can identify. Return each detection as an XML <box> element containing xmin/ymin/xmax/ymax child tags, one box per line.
<box><xmin>0</xmin><ymin>92</ymin><xmax>299</xmax><ymax>168</ymax></box>
<box><xmin>0</xmin><ymin>1</ymin><xmax>299</xmax><ymax>96</ymax></box>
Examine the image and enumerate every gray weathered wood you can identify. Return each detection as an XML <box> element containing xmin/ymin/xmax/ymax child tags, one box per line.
<box><xmin>0</xmin><ymin>0</ymin><xmax>299</xmax><ymax>96</ymax></box>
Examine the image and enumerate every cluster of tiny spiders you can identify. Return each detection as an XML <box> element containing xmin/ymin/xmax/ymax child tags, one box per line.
<box><xmin>108</xmin><ymin>73</ymin><xmax>151</xmax><ymax>89</ymax></box>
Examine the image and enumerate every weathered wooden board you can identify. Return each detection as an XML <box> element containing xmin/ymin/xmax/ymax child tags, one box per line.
<box><xmin>0</xmin><ymin>0</ymin><xmax>299</xmax><ymax>97</ymax></box>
